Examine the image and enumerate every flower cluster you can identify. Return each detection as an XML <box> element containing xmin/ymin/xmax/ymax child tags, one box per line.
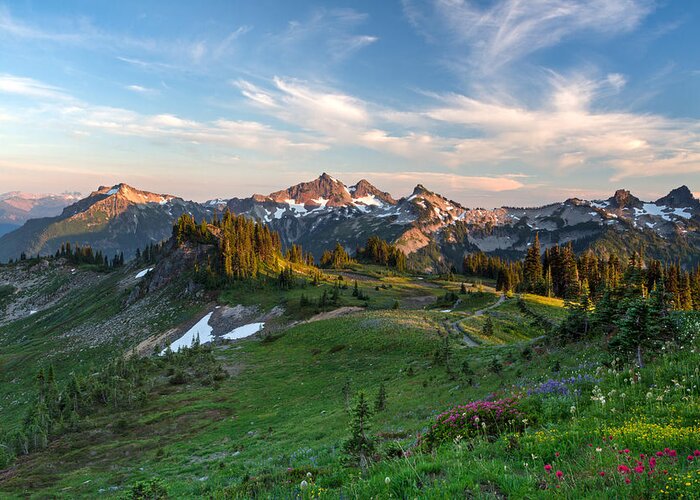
<box><xmin>605</xmin><ymin>420</ymin><xmax>700</xmax><ymax>450</ymax></box>
<box><xmin>421</xmin><ymin>398</ymin><xmax>526</xmax><ymax>450</ymax></box>
<box><xmin>528</xmin><ymin>374</ymin><xmax>599</xmax><ymax>397</ymax></box>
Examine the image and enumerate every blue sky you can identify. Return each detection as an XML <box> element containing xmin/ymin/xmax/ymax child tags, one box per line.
<box><xmin>0</xmin><ymin>0</ymin><xmax>698</xmax><ymax>206</ymax></box>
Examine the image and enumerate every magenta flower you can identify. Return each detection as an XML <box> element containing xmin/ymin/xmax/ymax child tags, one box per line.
<box><xmin>555</xmin><ymin>470</ymin><xmax>563</xmax><ymax>479</ymax></box>
<box><xmin>544</xmin><ymin>464</ymin><xmax>552</xmax><ymax>473</ymax></box>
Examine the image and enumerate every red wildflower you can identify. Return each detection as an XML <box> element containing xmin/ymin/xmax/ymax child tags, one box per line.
<box><xmin>625</xmin><ymin>478</ymin><xmax>631</xmax><ymax>484</ymax></box>
<box><xmin>687</xmin><ymin>455</ymin><xmax>694</xmax><ymax>461</ymax></box>
<box><xmin>634</xmin><ymin>465</ymin><xmax>644</xmax><ymax>474</ymax></box>
<box><xmin>656</xmin><ymin>451</ymin><xmax>664</xmax><ymax>457</ymax></box>
<box><xmin>556</xmin><ymin>470</ymin><xmax>563</xmax><ymax>479</ymax></box>
<box><xmin>695</xmin><ymin>450</ymin><xmax>700</xmax><ymax>457</ymax></box>
<box><xmin>599</xmin><ymin>471</ymin><xmax>606</xmax><ymax>477</ymax></box>
<box><xmin>544</xmin><ymin>464</ymin><xmax>552</xmax><ymax>472</ymax></box>
<box><xmin>669</xmin><ymin>450</ymin><xmax>677</xmax><ymax>458</ymax></box>
<box><xmin>623</xmin><ymin>448</ymin><xmax>630</xmax><ymax>454</ymax></box>
<box><xmin>618</xmin><ymin>465</ymin><xmax>631</xmax><ymax>474</ymax></box>
<box><xmin>555</xmin><ymin>452</ymin><xmax>560</xmax><ymax>457</ymax></box>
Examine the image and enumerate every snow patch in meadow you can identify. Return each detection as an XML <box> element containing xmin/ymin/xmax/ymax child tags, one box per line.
<box><xmin>162</xmin><ymin>313</ymin><xmax>265</xmax><ymax>354</ymax></box>
<box><xmin>222</xmin><ymin>322</ymin><xmax>264</xmax><ymax>340</ymax></box>
<box><xmin>135</xmin><ymin>268</ymin><xmax>153</xmax><ymax>279</ymax></box>
<box><xmin>164</xmin><ymin>312</ymin><xmax>214</xmax><ymax>353</ymax></box>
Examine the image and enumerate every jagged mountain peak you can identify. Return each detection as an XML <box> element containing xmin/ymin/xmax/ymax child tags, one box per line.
<box><xmin>89</xmin><ymin>183</ymin><xmax>176</xmax><ymax>206</ymax></box>
<box><xmin>608</xmin><ymin>189</ymin><xmax>642</xmax><ymax>209</ymax></box>
<box><xmin>351</xmin><ymin>179</ymin><xmax>396</xmax><ymax>205</ymax></box>
<box><xmin>656</xmin><ymin>185</ymin><xmax>699</xmax><ymax>208</ymax></box>
<box><xmin>268</xmin><ymin>173</ymin><xmax>353</xmax><ymax>207</ymax></box>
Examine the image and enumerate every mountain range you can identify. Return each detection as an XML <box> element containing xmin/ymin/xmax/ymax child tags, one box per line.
<box><xmin>0</xmin><ymin>191</ymin><xmax>81</xmax><ymax>237</ymax></box>
<box><xmin>1</xmin><ymin>173</ymin><xmax>698</xmax><ymax>268</ymax></box>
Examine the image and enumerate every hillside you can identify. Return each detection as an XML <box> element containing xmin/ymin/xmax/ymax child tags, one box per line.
<box><xmin>0</xmin><ymin>184</ymin><xmax>211</xmax><ymax>263</ymax></box>
<box><xmin>0</xmin><ymin>243</ymin><xmax>698</xmax><ymax>497</ymax></box>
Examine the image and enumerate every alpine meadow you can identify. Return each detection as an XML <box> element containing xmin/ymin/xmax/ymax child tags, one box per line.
<box><xmin>1</xmin><ymin>1</ymin><xmax>699</xmax><ymax>499</ymax></box>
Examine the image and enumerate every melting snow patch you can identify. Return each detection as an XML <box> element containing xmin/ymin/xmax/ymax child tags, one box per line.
<box><xmin>222</xmin><ymin>322</ymin><xmax>264</xmax><ymax>340</ymax></box>
<box><xmin>106</xmin><ymin>188</ymin><xmax>119</xmax><ymax>195</ymax></box>
<box><xmin>284</xmin><ymin>199</ymin><xmax>308</xmax><ymax>215</ymax></box>
<box><xmin>273</xmin><ymin>207</ymin><xmax>286</xmax><ymax>219</ymax></box>
<box><xmin>163</xmin><ymin>313</ymin><xmax>214</xmax><ymax>354</ymax></box>
<box><xmin>354</xmin><ymin>194</ymin><xmax>381</xmax><ymax>207</ymax></box>
<box><xmin>441</xmin><ymin>309</ymin><xmax>452</xmax><ymax>313</ymax></box>
<box><xmin>29</xmin><ymin>310</ymin><xmax>37</xmax><ymax>316</ymax></box>
<box><xmin>673</xmin><ymin>207</ymin><xmax>692</xmax><ymax>219</ymax></box>
<box><xmin>135</xmin><ymin>268</ymin><xmax>153</xmax><ymax>279</ymax></box>
<box><xmin>162</xmin><ymin>313</ymin><xmax>264</xmax><ymax>354</ymax></box>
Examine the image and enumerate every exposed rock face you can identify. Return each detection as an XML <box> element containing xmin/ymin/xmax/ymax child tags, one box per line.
<box><xmin>656</xmin><ymin>186</ymin><xmax>699</xmax><ymax>209</ymax></box>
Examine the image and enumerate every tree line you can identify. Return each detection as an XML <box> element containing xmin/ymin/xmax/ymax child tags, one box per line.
<box><xmin>464</xmin><ymin>233</ymin><xmax>700</xmax><ymax>311</ymax></box>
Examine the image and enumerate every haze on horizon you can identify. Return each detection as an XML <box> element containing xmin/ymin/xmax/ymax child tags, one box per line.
<box><xmin>1</xmin><ymin>0</ymin><xmax>699</xmax><ymax>208</ymax></box>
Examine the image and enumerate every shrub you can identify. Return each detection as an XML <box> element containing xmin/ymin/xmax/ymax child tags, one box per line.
<box><xmin>123</xmin><ymin>478</ymin><xmax>168</xmax><ymax>499</ymax></box>
<box><xmin>420</xmin><ymin>398</ymin><xmax>527</xmax><ymax>450</ymax></box>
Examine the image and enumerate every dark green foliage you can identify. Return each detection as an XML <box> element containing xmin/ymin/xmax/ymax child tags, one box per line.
<box><xmin>320</xmin><ymin>242</ymin><xmax>352</xmax><ymax>269</ymax></box>
<box><xmin>342</xmin><ymin>392</ymin><xmax>375</xmax><ymax>471</ymax></box>
<box><xmin>482</xmin><ymin>314</ymin><xmax>494</xmax><ymax>337</ymax></box>
<box><xmin>489</xmin><ymin>356</ymin><xmax>503</xmax><ymax>374</ymax></box>
<box><xmin>374</xmin><ymin>383</ymin><xmax>387</xmax><ymax>412</ymax></box>
<box><xmin>124</xmin><ymin>478</ymin><xmax>168</xmax><ymax>499</ymax></box>
<box><xmin>355</xmin><ymin>236</ymin><xmax>407</xmax><ymax>272</ymax></box>
<box><xmin>55</xmin><ymin>242</ymin><xmax>123</xmax><ymax>270</ymax></box>
<box><xmin>0</xmin><ymin>344</ymin><xmax>227</xmax><ymax>468</ymax></box>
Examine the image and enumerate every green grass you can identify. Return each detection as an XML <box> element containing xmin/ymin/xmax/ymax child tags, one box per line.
<box><xmin>1</xmin><ymin>259</ymin><xmax>698</xmax><ymax>499</ymax></box>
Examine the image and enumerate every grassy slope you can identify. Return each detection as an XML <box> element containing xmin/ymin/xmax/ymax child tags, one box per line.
<box><xmin>0</xmin><ymin>295</ymin><xmax>556</xmax><ymax>498</ymax></box>
<box><xmin>0</xmin><ymin>263</ymin><xmax>202</xmax><ymax>430</ymax></box>
<box><xmin>1</xmin><ymin>261</ymin><xmax>698</xmax><ymax>499</ymax></box>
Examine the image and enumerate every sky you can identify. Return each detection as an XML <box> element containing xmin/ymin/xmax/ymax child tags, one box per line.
<box><xmin>0</xmin><ymin>0</ymin><xmax>699</xmax><ymax>207</ymax></box>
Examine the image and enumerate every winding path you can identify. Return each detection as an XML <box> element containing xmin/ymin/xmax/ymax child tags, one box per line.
<box><xmin>443</xmin><ymin>294</ymin><xmax>507</xmax><ymax>347</ymax></box>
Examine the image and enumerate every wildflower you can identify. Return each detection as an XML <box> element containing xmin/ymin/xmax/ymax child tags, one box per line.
<box><xmin>555</xmin><ymin>452</ymin><xmax>560</xmax><ymax>457</ymax></box>
<box><xmin>596</xmin><ymin>447</ymin><xmax>602</xmax><ymax>452</ymax></box>
<box><xmin>687</xmin><ymin>455</ymin><xmax>694</xmax><ymax>461</ymax></box>
<box><xmin>544</xmin><ymin>464</ymin><xmax>553</xmax><ymax>473</ymax></box>
<box><xmin>307</xmin><ymin>472</ymin><xmax>313</xmax><ymax>478</ymax></box>
<box><xmin>625</xmin><ymin>478</ymin><xmax>631</xmax><ymax>484</ymax></box>
<box><xmin>556</xmin><ymin>470</ymin><xmax>563</xmax><ymax>479</ymax></box>
<box><xmin>300</xmin><ymin>480</ymin><xmax>308</xmax><ymax>490</ymax></box>
<box><xmin>623</xmin><ymin>449</ymin><xmax>630</xmax><ymax>454</ymax></box>
<box><xmin>695</xmin><ymin>450</ymin><xmax>700</xmax><ymax>456</ymax></box>
<box><xmin>656</xmin><ymin>451</ymin><xmax>664</xmax><ymax>457</ymax></box>
<box><xmin>618</xmin><ymin>465</ymin><xmax>631</xmax><ymax>474</ymax></box>
<box><xmin>385</xmin><ymin>477</ymin><xmax>391</xmax><ymax>485</ymax></box>
<box><xmin>634</xmin><ymin>465</ymin><xmax>644</xmax><ymax>474</ymax></box>
<box><xmin>669</xmin><ymin>450</ymin><xmax>677</xmax><ymax>458</ymax></box>
<box><xmin>599</xmin><ymin>471</ymin><xmax>606</xmax><ymax>477</ymax></box>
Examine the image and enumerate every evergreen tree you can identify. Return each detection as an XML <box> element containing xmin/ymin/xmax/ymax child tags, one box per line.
<box><xmin>342</xmin><ymin>392</ymin><xmax>375</xmax><ymax>471</ymax></box>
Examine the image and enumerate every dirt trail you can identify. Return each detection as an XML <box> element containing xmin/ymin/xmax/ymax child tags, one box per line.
<box><xmin>305</xmin><ymin>306</ymin><xmax>365</xmax><ymax>323</ymax></box>
<box><xmin>474</xmin><ymin>294</ymin><xmax>506</xmax><ymax>316</ymax></box>
<box><xmin>443</xmin><ymin>294</ymin><xmax>507</xmax><ymax>347</ymax></box>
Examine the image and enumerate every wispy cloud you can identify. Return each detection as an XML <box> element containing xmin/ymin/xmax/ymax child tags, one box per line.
<box><xmin>267</xmin><ymin>8</ymin><xmax>378</xmax><ymax>62</ymax></box>
<box><xmin>1</xmin><ymin>6</ymin><xmax>251</xmax><ymax>70</ymax></box>
<box><xmin>125</xmin><ymin>84</ymin><xmax>158</xmax><ymax>95</ymax></box>
<box><xmin>0</xmin><ymin>74</ymin><xmax>69</xmax><ymax>100</ymax></box>
<box><xmin>235</xmin><ymin>72</ymin><xmax>700</xmax><ymax>183</ymax></box>
<box><xmin>403</xmin><ymin>0</ymin><xmax>654</xmax><ymax>73</ymax></box>
<box><xmin>0</xmin><ymin>73</ymin><xmax>326</xmax><ymax>156</ymax></box>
